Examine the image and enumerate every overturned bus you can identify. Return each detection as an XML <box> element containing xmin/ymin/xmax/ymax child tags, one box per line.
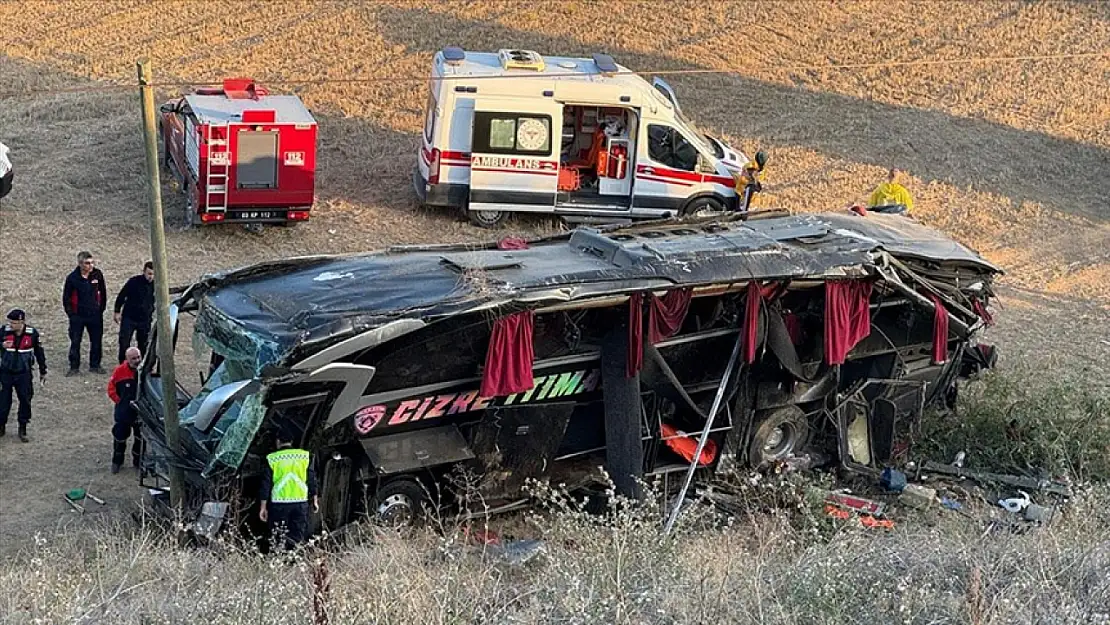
<box><xmin>135</xmin><ymin>210</ymin><xmax>999</xmax><ymax>535</ymax></box>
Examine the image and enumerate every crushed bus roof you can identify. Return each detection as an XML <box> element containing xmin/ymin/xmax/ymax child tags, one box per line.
<box><xmin>190</xmin><ymin>212</ymin><xmax>999</xmax><ymax>362</ymax></box>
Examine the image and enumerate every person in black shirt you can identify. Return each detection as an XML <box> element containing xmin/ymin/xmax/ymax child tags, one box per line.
<box><xmin>114</xmin><ymin>261</ymin><xmax>155</xmax><ymax>364</ymax></box>
<box><xmin>62</xmin><ymin>250</ymin><xmax>108</xmax><ymax>375</ymax></box>
<box><xmin>1</xmin><ymin>309</ymin><xmax>47</xmax><ymax>442</ymax></box>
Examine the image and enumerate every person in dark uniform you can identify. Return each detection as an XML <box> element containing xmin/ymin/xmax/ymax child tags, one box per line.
<box><xmin>0</xmin><ymin>309</ymin><xmax>48</xmax><ymax>442</ymax></box>
<box><xmin>259</xmin><ymin>431</ymin><xmax>319</xmax><ymax>550</ymax></box>
<box><xmin>62</xmin><ymin>250</ymin><xmax>108</xmax><ymax>375</ymax></box>
<box><xmin>107</xmin><ymin>346</ymin><xmax>144</xmax><ymax>473</ymax></box>
<box><xmin>113</xmin><ymin>261</ymin><xmax>155</xmax><ymax>364</ymax></box>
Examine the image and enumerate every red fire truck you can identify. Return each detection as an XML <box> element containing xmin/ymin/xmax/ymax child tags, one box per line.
<box><xmin>160</xmin><ymin>78</ymin><xmax>318</xmax><ymax>227</ymax></box>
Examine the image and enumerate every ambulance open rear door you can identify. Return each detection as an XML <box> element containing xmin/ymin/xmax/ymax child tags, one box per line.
<box><xmin>468</xmin><ymin>98</ymin><xmax>561</xmax><ymax>214</ymax></box>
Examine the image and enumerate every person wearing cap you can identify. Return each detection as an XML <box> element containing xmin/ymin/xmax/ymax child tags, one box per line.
<box><xmin>0</xmin><ymin>309</ymin><xmax>48</xmax><ymax>442</ymax></box>
<box><xmin>107</xmin><ymin>346</ymin><xmax>144</xmax><ymax>473</ymax></box>
<box><xmin>62</xmin><ymin>250</ymin><xmax>108</xmax><ymax>375</ymax></box>
<box><xmin>259</xmin><ymin>431</ymin><xmax>319</xmax><ymax>550</ymax></box>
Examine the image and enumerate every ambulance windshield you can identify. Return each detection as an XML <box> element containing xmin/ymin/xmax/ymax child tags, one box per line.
<box><xmin>655</xmin><ymin>84</ymin><xmax>715</xmax><ymax>156</ymax></box>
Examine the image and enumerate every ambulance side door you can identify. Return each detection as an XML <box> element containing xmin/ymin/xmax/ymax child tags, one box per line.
<box><xmin>633</xmin><ymin>123</ymin><xmax>702</xmax><ymax>215</ymax></box>
<box><xmin>468</xmin><ymin>98</ymin><xmax>560</xmax><ymax>213</ymax></box>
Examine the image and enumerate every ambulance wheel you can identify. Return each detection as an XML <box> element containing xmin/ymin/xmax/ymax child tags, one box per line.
<box><xmin>467</xmin><ymin>208</ymin><xmax>509</xmax><ymax>228</ymax></box>
<box><xmin>370</xmin><ymin>478</ymin><xmax>426</xmax><ymax>526</ymax></box>
<box><xmin>683</xmin><ymin>196</ymin><xmax>725</xmax><ymax>217</ymax></box>
<box><xmin>748</xmin><ymin>405</ymin><xmax>810</xmax><ymax>469</ymax></box>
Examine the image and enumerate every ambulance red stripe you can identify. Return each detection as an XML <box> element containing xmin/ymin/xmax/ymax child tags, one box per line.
<box><xmin>637</xmin><ymin>164</ymin><xmax>734</xmax><ymax>187</ymax></box>
<box><xmin>637</xmin><ymin>174</ymin><xmax>693</xmax><ymax>187</ymax></box>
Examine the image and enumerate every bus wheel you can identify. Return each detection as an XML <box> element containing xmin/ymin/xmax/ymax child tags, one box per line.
<box><xmin>370</xmin><ymin>478</ymin><xmax>425</xmax><ymax>526</ymax></box>
<box><xmin>682</xmin><ymin>196</ymin><xmax>725</xmax><ymax>217</ymax></box>
<box><xmin>748</xmin><ymin>405</ymin><xmax>810</xmax><ymax>469</ymax></box>
<box><xmin>467</xmin><ymin>208</ymin><xmax>509</xmax><ymax>228</ymax></box>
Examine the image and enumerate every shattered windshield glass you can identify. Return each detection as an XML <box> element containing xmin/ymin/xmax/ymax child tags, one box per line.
<box><xmin>178</xmin><ymin>356</ymin><xmax>255</xmax><ymax>426</ymax></box>
<box><xmin>188</xmin><ymin>297</ymin><xmax>286</xmax><ymax>476</ymax></box>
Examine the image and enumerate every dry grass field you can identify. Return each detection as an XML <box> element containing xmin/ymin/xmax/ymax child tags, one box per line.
<box><xmin>0</xmin><ymin>1</ymin><xmax>1108</xmax><ymax>620</ymax></box>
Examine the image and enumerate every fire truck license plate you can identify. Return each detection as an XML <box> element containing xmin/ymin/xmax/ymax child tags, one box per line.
<box><xmin>232</xmin><ymin>210</ymin><xmax>280</xmax><ymax>220</ymax></box>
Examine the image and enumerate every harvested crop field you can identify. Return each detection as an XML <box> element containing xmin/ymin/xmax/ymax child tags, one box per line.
<box><xmin>0</xmin><ymin>1</ymin><xmax>1108</xmax><ymax>619</ymax></box>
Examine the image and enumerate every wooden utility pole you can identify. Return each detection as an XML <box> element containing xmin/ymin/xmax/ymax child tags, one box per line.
<box><xmin>137</xmin><ymin>59</ymin><xmax>185</xmax><ymax>508</ymax></box>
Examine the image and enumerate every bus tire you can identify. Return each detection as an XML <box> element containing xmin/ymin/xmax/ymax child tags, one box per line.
<box><xmin>748</xmin><ymin>405</ymin><xmax>810</xmax><ymax>469</ymax></box>
<box><xmin>370</xmin><ymin>477</ymin><xmax>426</xmax><ymax>526</ymax></box>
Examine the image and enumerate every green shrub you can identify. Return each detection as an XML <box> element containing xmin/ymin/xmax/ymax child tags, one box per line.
<box><xmin>920</xmin><ymin>367</ymin><xmax>1110</xmax><ymax>482</ymax></box>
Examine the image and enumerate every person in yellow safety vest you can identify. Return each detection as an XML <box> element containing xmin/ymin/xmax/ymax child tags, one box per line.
<box><xmin>866</xmin><ymin>167</ymin><xmax>914</xmax><ymax>215</ymax></box>
<box><xmin>259</xmin><ymin>431</ymin><xmax>319</xmax><ymax>550</ymax></box>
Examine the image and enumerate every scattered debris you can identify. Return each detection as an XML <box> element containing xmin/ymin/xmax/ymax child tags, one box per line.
<box><xmin>62</xmin><ymin>488</ymin><xmax>105</xmax><ymax>514</ymax></box>
<box><xmin>1022</xmin><ymin>503</ymin><xmax>1057</xmax><ymax>524</ymax></box>
<box><xmin>825</xmin><ymin>492</ymin><xmax>886</xmax><ymax>517</ymax></box>
<box><xmin>777</xmin><ymin>453</ymin><xmax>818</xmax><ymax>474</ymax></box>
<box><xmin>193</xmin><ymin>502</ymin><xmax>230</xmax><ymax>540</ymax></box>
<box><xmin>952</xmin><ymin>451</ymin><xmax>966</xmax><ymax>468</ymax></box>
<box><xmin>824</xmin><ymin>505</ymin><xmax>895</xmax><ymax>529</ymax></box>
<box><xmin>940</xmin><ymin>497</ymin><xmax>963</xmax><ymax>511</ymax></box>
<box><xmin>921</xmin><ymin>461</ymin><xmax>1070</xmax><ymax>496</ymax></box>
<box><xmin>489</xmin><ymin>539</ymin><xmax>546</xmax><ymax>566</ymax></box>
<box><xmin>998</xmin><ymin>491</ymin><xmax>1031</xmax><ymax>513</ymax></box>
<box><xmin>458</xmin><ymin>524</ymin><xmax>545</xmax><ymax>566</ymax></box>
<box><xmin>899</xmin><ymin>483</ymin><xmax>937</xmax><ymax>509</ymax></box>
<box><xmin>61</xmin><ymin>493</ymin><xmax>83</xmax><ymax>513</ymax></box>
<box><xmin>880</xmin><ymin>468</ymin><xmax>907</xmax><ymax>492</ymax></box>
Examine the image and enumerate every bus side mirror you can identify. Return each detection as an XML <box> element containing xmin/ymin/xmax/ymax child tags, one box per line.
<box><xmin>755</xmin><ymin>150</ymin><xmax>768</xmax><ymax>171</ymax></box>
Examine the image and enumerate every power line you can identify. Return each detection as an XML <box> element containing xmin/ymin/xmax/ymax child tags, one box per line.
<box><xmin>0</xmin><ymin>50</ymin><xmax>1106</xmax><ymax>98</ymax></box>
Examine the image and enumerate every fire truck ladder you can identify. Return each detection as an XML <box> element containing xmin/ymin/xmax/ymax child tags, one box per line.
<box><xmin>204</xmin><ymin>124</ymin><xmax>229</xmax><ymax>214</ymax></box>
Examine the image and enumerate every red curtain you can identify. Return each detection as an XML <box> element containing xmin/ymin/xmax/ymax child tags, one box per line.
<box><xmin>627</xmin><ymin>293</ymin><xmax>644</xmax><ymax>378</ymax></box>
<box><xmin>930</xmin><ymin>294</ymin><xmax>949</xmax><ymax>364</ymax></box>
<box><xmin>480</xmin><ymin>310</ymin><xmax>535</xmax><ymax>398</ymax></box>
<box><xmin>627</xmin><ymin>288</ymin><xmax>694</xmax><ymax>377</ymax></box>
<box><xmin>972</xmin><ymin>298</ymin><xmax>994</xmax><ymax>327</ymax></box>
<box><xmin>648</xmin><ymin>288</ymin><xmax>692</xmax><ymax>344</ymax></box>
<box><xmin>784</xmin><ymin>312</ymin><xmax>803</xmax><ymax>345</ymax></box>
<box><xmin>744</xmin><ymin>281</ymin><xmax>761</xmax><ymax>363</ymax></box>
<box><xmin>824</xmin><ymin>280</ymin><xmax>873</xmax><ymax>365</ymax></box>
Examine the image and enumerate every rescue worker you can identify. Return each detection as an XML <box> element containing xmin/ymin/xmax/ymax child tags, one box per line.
<box><xmin>62</xmin><ymin>250</ymin><xmax>108</xmax><ymax>375</ymax></box>
<box><xmin>866</xmin><ymin>167</ymin><xmax>914</xmax><ymax>214</ymax></box>
<box><xmin>107</xmin><ymin>346</ymin><xmax>144</xmax><ymax>473</ymax></box>
<box><xmin>0</xmin><ymin>140</ymin><xmax>12</xmax><ymax>202</ymax></box>
<box><xmin>259</xmin><ymin>431</ymin><xmax>319</xmax><ymax>550</ymax></box>
<box><xmin>0</xmin><ymin>309</ymin><xmax>48</xmax><ymax>443</ymax></box>
<box><xmin>113</xmin><ymin>261</ymin><xmax>155</xmax><ymax>364</ymax></box>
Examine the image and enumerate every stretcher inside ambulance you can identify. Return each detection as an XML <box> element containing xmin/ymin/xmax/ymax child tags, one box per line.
<box><xmin>414</xmin><ymin>48</ymin><xmax>752</xmax><ymax>227</ymax></box>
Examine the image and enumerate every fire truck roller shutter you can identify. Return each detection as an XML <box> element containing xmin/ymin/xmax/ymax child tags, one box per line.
<box><xmin>236</xmin><ymin>129</ymin><xmax>279</xmax><ymax>189</ymax></box>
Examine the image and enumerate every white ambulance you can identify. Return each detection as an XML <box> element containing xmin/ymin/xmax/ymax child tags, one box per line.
<box><xmin>414</xmin><ymin>48</ymin><xmax>752</xmax><ymax>227</ymax></box>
